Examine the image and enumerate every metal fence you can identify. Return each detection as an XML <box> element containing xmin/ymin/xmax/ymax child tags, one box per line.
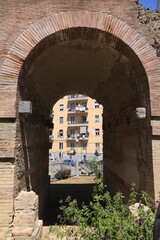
<box><xmin>49</xmin><ymin>159</ymin><xmax>103</xmax><ymax>181</ymax></box>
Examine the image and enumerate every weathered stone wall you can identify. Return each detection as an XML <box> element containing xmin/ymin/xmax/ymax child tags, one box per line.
<box><xmin>15</xmin><ymin>113</ymin><xmax>49</xmax><ymax>217</ymax></box>
<box><xmin>103</xmin><ymin>108</ymin><xmax>154</xmax><ymax>198</ymax></box>
<box><xmin>136</xmin><ymin>2</ymin><xmax>160</xmax><ymax>56</ymax></box>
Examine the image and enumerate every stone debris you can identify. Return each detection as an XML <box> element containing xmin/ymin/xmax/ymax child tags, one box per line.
<box><xmin>129</xmin><ymin>202</ymin><xmax>153</xmax><ymax>219</ymax></box>
<box><xmin>135</xmin><ymin>1</ymin><xmax>160</xmax><ymax>55</ymax></box>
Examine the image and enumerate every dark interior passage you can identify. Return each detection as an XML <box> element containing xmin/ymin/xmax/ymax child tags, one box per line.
<box><xmin>43</xmin><ymin>181</ymin><xmax>95</xmax><ymax>226</ymax></box>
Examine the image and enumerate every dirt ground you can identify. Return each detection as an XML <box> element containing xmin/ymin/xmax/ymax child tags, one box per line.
<box><xmin>42</xmin><ymin>176</ymin><xmax>96</xmax><ymax>239</ymax></box>
<box><xmin>51</xmin><ymin>175</ymin><xmax>96</xmax><ymax>184</ymax></box>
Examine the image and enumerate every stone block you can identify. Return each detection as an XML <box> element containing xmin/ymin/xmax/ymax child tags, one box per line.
<box><xmin>18</xmin><ymin>101</ymin><xmax>32</xmax><ymax>114</ymax></box>
<box><xmin>14</xmin><ymin>191</ymin><xmax>38</xmax><ymax>211</ymax></box>
<box><xmin>13</xmin><ymin>191</ymin><xmax>39</xmax><ymax>228</ymax></box>
<box><xmin>12</xmin><ymin>227</ymin><xmax>33</xmax><ymax>236</ymax></box>
<box><xmin>13</xmin><ymin>211</ymin><xmax>38</xmax><ymax>227</ymax></box>
<box><xmin>12</xmin><ymin>220</ymin><xmax>43</xmax><ymax>240</ymax></box>
<box><xmin>31</xmin><ymin>220</ymin><xmax>43</xmax><ymax>240</ymax></box>
<box><xmin>136</xmin><ymin>107</ymin><xmax>146</xmax><ymax>119</ymax></box>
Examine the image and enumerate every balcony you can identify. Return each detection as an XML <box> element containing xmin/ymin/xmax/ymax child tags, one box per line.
<box><xmin>67</xmin><ymin>133</ymin><xmax>89</xmax><ymax>140</ymax></box>
<box><xmin>49</xmin><ymin>135</ymin><xmax>54</xmax><ymax>142</ymax></box>
<box><xmin>67</xmin><ymin>121</ymin><xmax>88</xmax><ymax>127</ymax></box>
<box><xmin>68</xmin><ymin>94</ymin><xmax>88</xmax><ymax>101</ymax></box>
<box><xmin>68</xmin><ymin>106</ymin><xmax>88</xmax><ymax>114</ymax></box>
<box><xmin>50</xmin><ymin>110</ymin><xmax>54</xmax><ymax>118</ymax></box>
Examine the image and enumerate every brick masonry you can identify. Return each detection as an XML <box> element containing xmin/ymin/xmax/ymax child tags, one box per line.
<box><xmin>0</xmin><ymin>0</ymin><xmax>160</xmax><ymax>228</ymax></box>
<box><xmin>0</xmin><ymin>161</ymin><xmax>14</xmax><ymax>227</ymax></box>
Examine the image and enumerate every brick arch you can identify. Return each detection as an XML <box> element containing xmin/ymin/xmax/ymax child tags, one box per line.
<box><xmin>0</xmin><ymin>10</ymin><xmax>160</xmax><ymax>117</ymax></box>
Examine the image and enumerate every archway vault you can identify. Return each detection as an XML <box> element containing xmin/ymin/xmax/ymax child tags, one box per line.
<box><xmin>0</xmin><ymin>10</ymin><xmax>160</xmax><ymax>118</ymax></box>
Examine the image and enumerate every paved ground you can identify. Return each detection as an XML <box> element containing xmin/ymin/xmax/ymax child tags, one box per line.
<box><xmin>42</xmin><ymin>176</ymin><xmax>96</xmax><ymax>239</ymax></box>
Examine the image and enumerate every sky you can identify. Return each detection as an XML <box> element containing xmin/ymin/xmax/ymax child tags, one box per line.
<box><xmin>139</xmin><ymin>0</ymin><xmax>157</xmax><ymax>10</ymax></box>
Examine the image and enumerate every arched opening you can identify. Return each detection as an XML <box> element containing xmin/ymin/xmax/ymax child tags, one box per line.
<box><xmin>46</xmin><ymin>93</ymin><xmax>103</xmax><ymax>225</ymax></box>
<box><xmin>16</xmin><ymin>26</ymin><xmax>153</xmax><ymax>222</ymax></box>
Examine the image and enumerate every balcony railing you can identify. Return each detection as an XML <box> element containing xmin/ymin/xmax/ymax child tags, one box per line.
<box><xmin>50</xmin><ymin>110</ymin><xmax>54</xmax><ymax>117</ymax></box>
<box><xmin>67</xmin><ymin>133</ymin><xmax>89</xmax><ymax>140</ymax></box>
<box><xmin>49</xmin><ymin>135</ymin><xmax>54</xmax><ymax>141</ymax></box>
<box><xmin>68</xmin><ymin>106</ymin><xmax>88</xmax><ymax>114</ymax></box>
<box><xmin>67</xmin><ymin>121</ymin><xmax>88</xmax><ymax>127</ymax></box>
<box><xmin>68</xmin><ymin>94</ymin><xmax>88</xmax><ymax>101</ymax></box>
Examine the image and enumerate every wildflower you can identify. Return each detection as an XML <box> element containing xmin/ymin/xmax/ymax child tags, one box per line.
<box><xmin>59</xmin><ymin>199</ymin><xmax>63</xmax><ymax>203</ymax></box>
<box><xmin>67</xmin><ymin>195</ymin><xmax>71</xmax><ymax>200</ymax></box>
<box><xmin>57</xmin><ymin>214</ymin><xmax>61</xmax><ymax>219</ymax></box>
<box><xmin>139</xmin><ymin>220</ymin><xmax>143</xmax><ymax>226</ymax></box>
<box><xmin>151</xmin><ymin>205</ymin><xmax>155</xmax><ymax>209</ymax></box>
<box><xmin>120</xmin><ymin>227</ymin><xmax>124</xmax><ymax>231</ymax></box>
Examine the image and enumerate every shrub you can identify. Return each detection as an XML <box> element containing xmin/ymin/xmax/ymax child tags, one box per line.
<box><xmin>50</xmin><ymin>182</ymin><xmax>158</xmax><ymax>240</ymax></box>
<box><xmin>90</xmin><ymin>156</ymin><xmax>102</xmax><ymax>180</ymax></box>
<box><xmin>55</xmin><ymin>169</ymin><xmax>71</xmax><ymax>180</ymax></box>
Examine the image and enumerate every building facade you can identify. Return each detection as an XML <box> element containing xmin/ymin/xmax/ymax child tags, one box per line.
<box><xmin>50</xmin><ymin>94</ymin><xmax>103</xmax><ymax>161</ymax></box>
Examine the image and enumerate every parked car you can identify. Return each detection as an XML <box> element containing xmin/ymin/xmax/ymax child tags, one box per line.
<box><xmin>63</xmin><ymin>158</ymin><xmax>75</xmax><ymax>166</ymax></box>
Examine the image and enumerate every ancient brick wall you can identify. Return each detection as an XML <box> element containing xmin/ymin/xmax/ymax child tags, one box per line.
<box><xmin>0</xmin><ymin>0</ymin><xmax>156</xmax><ymax>66</ymax></box>
<box><xmin>0</xmin><ymin>161</ymin><xmax>14</xmax><ymax>227</ymax></box>
<box><xmin>0</xmin><ymin>0</ymin><xmax>160</xmax><ymax>229</ymax></box>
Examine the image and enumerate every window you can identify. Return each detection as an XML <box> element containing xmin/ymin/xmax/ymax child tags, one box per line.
<box><xmin>82</xmin><ymin>142</ymin><xmax>87</xmax><ymax>150</ymax></box>
<box><xmin>59</xmin><ymin>129</ymin><xmax>63</xmax><ymax>137</ymax></box>
<box><xmin>82</xmin><ymin>102</ymin><xmax>87</xmax><ymax>107</ymax></box>
<box><xmin>94</xmin><ymin>101</ymin><xmax>99</xmax><ymax>108</ymax></box>
<box><xmin>82</xmin><ymin>116</ymin><xmax>87</xmax><ymax>123</ymax></box>
<box><xmin>60</xmin><ymin>104</ymin><xmax>64</xmax><ymax>111</ymax></box>
<box><xmin>95</xmin><ymin>128</ymin><xmax>100</xmax><ymax>136</ymax></box>
<box><xmin>59</xmin><ymin>142</ymin><xmax>63</xmax><ymax>150</ymax></box>
<box><xmin>70</xmin><ymin>103</ymin><xmax>75</xmax><ymax>109</ymax></box>
<box><xmin>70</xmin><ymin>129</ymin><xmax>75</xmax><ymax>137</ymax></box>
<box><xmin>70</xmin><ymin>116</ymin><xmax>75</xmax><ymax>123</ymax></box>
<box><xmin>70</xmin><ymin>142</ymin><xmax>75</xmax><ymax>149</ymax></box>
<box><xmin>59</xmin><ymin>117</ymin><xmax>63</xmax><ymax>124</ymax></box>
<box><xmin>95</xmin><ymin>115</ymin><xmax>99</xmax><ymax>122</ymax></box>
<box><xmin>70</xmin><ymin>94</ymin><xmax>76</xmax><ymax>98</ymax></box>
<box><xmin>95</xmin><ymin>143</ymin><xmax>100</xmax><ymax>151</ymax></box>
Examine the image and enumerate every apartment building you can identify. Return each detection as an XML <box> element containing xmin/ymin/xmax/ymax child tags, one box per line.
<box><xmin>50</xmin><ymin>94</ymin><xmax>103</xmax><ymax>162</ymax></box>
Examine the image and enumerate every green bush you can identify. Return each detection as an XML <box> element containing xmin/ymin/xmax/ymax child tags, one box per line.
<box><xmin>50</xmin><ymin>182</ymin><xmax>158</xmax><ymax>240</ymax></box>
<box><xmin>55</xmin><ymin>169</ymin><xmax>71</xmax><ymax>180</ymax></box>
